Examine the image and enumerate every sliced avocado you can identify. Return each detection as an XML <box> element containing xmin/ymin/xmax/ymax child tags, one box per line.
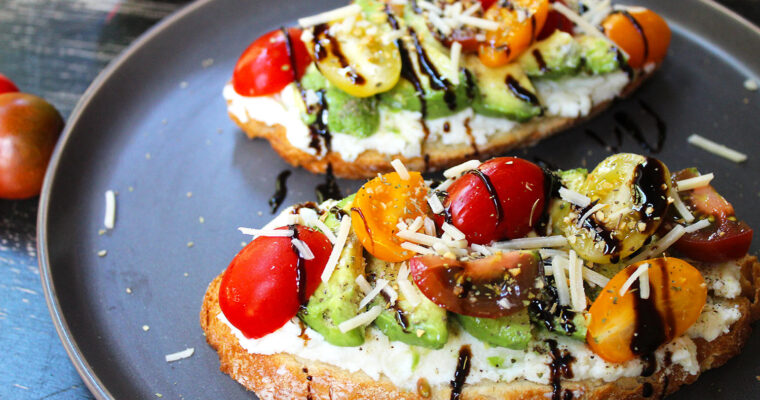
<box><xmin>558</xmin><ymin>168</ymin><xmax>588</xmax><ymax>191</ymax></box>
<box><xmin>518</xmin><ymin>31</ymin><xmax>581</xmax><ymax>79</ymax></box>
<box><xmin>465</xmin><ymin>55</ymin><xmax>543</xmax><ymax>121</ymax></box>
<box><xmin>578</xmin><ymin>35</ymin><xmax>622</xmax><ymax>75</ymax></box>
<box><xmin>379</xmin><ymin>8</ymin><xmax>474</xmax><ymax>119</ymax></box>
<box><xmin>549</xmin><ymin>169</ymin><xmax>588</xmax><ymax>236</ymax></box>
<box><xmin>299</xmin><ymin>64</ymin><xmax>379</xmax><ymax>137</ymax></box>
<box><xmin>367</xmin><ymin>257</ymin><xmax>449</xmax><ymax>349</ymax></box>
<box><xmin>528</xmin><ymin>276</ymin><xmax>587</xmax><ymax>341</ymax></box>
<box><xmin>299</xmin><ymin>232</ymin><xmax>365</xmax><ymax>346</ymax></box>
<box><xmin>299</xmin><ymin>194</ymin><xmax>363</xmax><ymax>347</ymax></box>
<box><xmin>455</xmin><ymin>309</ymin><xmax>532</xmax><ymax>350</ymax></box>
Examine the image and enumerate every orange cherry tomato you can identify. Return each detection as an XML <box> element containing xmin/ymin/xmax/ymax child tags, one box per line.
<box><xmin>587</xmin><ymin>257</ymin><xmax>706</xmax><ymax>363</ymax></box>
<box><xmin>602</xmin><ymin>8</ymin><xmax>671</xmax><ymax>69</ymax></box>
<box><xmin>351</xmin><ymin>171</ymin><xmax>429</xmax><ymax>262</ymax></box>
<box><xmin>478</xmin><ymin>0</ymin><xmax>550</xmax><ymax>67</ymax></box>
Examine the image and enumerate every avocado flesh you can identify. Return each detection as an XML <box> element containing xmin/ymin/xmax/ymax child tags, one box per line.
<box><xmin>299</xmin><ymin>195</ymin><xmax>365</xmax><ymax>347</ymax></box>
<box><xmin>299</xmin><ymin>65</ymin><xmax>379</xmax><ymax>138</ymax></box>
<box><xmin>549</xmin><ymin>168</ymin><xmax>587</xmax><ymax>236</ymax></box>
<box><xmin>379</xmin><ymin>8</ymin><xmax>473</xmax><ymax>119</ymax></box>
<box><xmin>519</xmin><ymin>31</ymin><xmax>582</xmax><ymax>79</ymax></box>
<box><xmin>367</xmin><ymin>257</ymin><xmax>449</xmax><ymax>349</ymax></box>
<box><xmin>578</xmin><ymin>35</ymin><xmax>623</xmax><ymax>75</ymax></box>
<box><xmin>465</xmin><ymin>55</ymin><xmax>543</xmax><ymax>121</ymax></box>
<box><xmin>455</xmin><ymin>310</ymin><xmax>532</xmax><ymax>350</ymax></box>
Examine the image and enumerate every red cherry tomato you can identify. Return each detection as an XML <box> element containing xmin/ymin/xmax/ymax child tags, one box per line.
<box><xmin>0</xmin><ymin>93</ymin><xmax>64</xmax><ymax>199</ymax></box>
<box><xmin>674</xmin><ymin>218</ymin><xmax>752</xmax><ymax>263</ymax></box>
<box><xmin>537</xmin><ymin>1</ymin><xmax>574</xmax><ymax>40</ymax></box>
<box><xmin>439</xmin><ymin>157</ymin><xmax>546</xmax><ymax>244</ymax></box>
<box><xmin>232</xmin><ymin>28</ymin><xmax>312</xmax><ymax>97</ymax></box>
<box><xmin>409</xmin><ymin>251</ymin><xmax>542</xmax><ymax>318</ymax></box>
<box><xmin>479</xmin><ymin>0</ymin><xmax>498</xmax><ymax>10</ymax></box>
<box><xmin>0</xmin><ymin>73</ymin><xmax>19</xmax><ymax>94</ymax></box>
<box><xmin>219</xmin><ymin>226</ymin><xmax>332</xmax><ymax>339</ymax></box>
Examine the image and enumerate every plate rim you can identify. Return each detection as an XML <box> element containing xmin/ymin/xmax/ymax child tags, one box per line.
<box><xmin>35</xmin><ymin>1</ymin><xmax>760</xmax><ymax>399</ymax></box>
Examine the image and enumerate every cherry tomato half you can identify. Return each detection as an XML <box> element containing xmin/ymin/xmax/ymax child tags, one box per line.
<box><xmin>351</xmin><ymin>172</ymin><xmax>430</xmax><ymax>262</ymax></box>
<box><xmin>667</xmin><ymin>169</ymin><xmax>753</xmax><ymax>263</ymax></box>
<box><xmin>219</xmin><ymin>226</ymin><xmax>332</xmax><ymax>339</ymax></box>
<box><xmin>232</xmin><ymin>28</ymin><xmax>312</xmax><ymax>97</ymax></box>
<box><xmin>536</xmin><ymin>1</ymin><xmax>573</xmax><ymax>41</ymax></box>
<box><xmin>0</xmin><ymin>93</ymin><xmax>64</xmax><ymax>199</ymax></box>
<box><xmin>409</xmin><ymin>251</ymin><xmax>542</xmax><ymax>318</ymax></box>
<box><xmin>602</xmin><ymin>7</ymin><xmax>671</xmax><ymax>69</ymax></box>
<box><xmin>0</xmin><ymin>73</ymin><xmax>19</xmax><ymax>94</ymax></box>
<box><xmin>587</xmin><ymin>258</ymin><xmax>706</xmax><ymax>363</ymax></box>
<box><xmin>440</xmin><ymin>157</ymin><xmax>546</xmax><ymax>245</ymax></box>
<box><xmin>479</xmin><ymin>0</ymin><xmax>550</xmax><ymax>67</ymax></box>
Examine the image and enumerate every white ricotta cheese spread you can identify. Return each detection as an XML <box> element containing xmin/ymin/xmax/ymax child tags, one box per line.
<box><xmin>222</xmin><ymin>71</ymin><xmax>629</xmax><ymax>162</ymax></box>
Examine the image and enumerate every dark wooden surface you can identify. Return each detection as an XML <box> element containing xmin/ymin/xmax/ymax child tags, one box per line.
<box><xmin>0</xmin><ymin>0</ymin><xmax>758</xmax><ymax>399</ymax></box>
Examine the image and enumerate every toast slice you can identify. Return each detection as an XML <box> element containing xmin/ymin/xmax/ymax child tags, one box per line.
<box><xmin>201</xmin><ymin>255</ymin><xmax>760</xmax><ymax>400</ymax></box>
<box><xmin>226</xmin><ymin>70</ymin><xmax>655</xmax><ymax>180</ymax></box>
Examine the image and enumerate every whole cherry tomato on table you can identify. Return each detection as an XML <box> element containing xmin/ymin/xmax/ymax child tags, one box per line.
<box><xmin>0</xmin><ymin>93</ymin><xmax>64</xmax><ymax>199</ymax></box>
<box><xmin>438</xmin><ymin>157</ymin><xmax>547</xmax><ymax>245</ymax></box>
<box><xmin>232</xmin><ymin>27</ymin><xmax>312</xmax><ymax>97</ymax></box>
<box><xmin>0</xmin><ymin>73</ymin><xmax>19</xmax><ymax>94</ymax></box>
<box><xmin>219</xmin><ymin>226</ymin><xmax>332</xmax><ymax>339</ymax></box>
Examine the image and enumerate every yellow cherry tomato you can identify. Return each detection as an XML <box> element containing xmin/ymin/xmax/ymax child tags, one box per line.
<box><xmin>602</xmin><ymin>7</ymin><xmax>671</xmax><ymax>69</ymax></box>
<box><xmin>351</xmin><ymin>171</ymin><xmax>429</xmax><ymax>262</ymax></box>
<box><xmin>478</xmin><ymin>0</ymin><xmax>550</xmax><ymax>67</ymax></box>
<box><xmin>587</xmin><ymin>257</ymin><xmax>706</xmax><ymax>363</ymax></box>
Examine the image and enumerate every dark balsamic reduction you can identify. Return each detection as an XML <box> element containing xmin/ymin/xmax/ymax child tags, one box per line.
<box><xmin>380</xmin><ymin>290</ymin><xmax>411</xmax><ymax>332</ymax></box>
<box><xmin>297</xmin><ymin>319</ymin><xmax>310</xmax><ymax>344</ymax></box>
<box><xmin>306</xmin><ymin>25</ymin><xmax>333</xmax><ymax>154</ymax></box>
<box><xmin>642</xmin><ymin>382</ymin><xmax>654</xmax><ymax>397</ymax></box>
<box><xmin>533</xmin><ymin>49</ymin><xmax>548</xmax><ymax>73</ymax></box>
<box><xmin>638</xmin><ymin>100</ymin><xmax>667</xmax><ymax>151</ymax></box>
<box><xmin>409</xmin><ymin>29</ymin><xmax>457</xmax><ymax>111</ymax></box>
<box><xmin>660</xmin><ymin>376</ymin><xmax>670</xmax><ymax>399</ymax></box>
<box><xmin>529</xmin><ymin>276</ymin><xmax>577</xmax><ymax>335</ymax></box>
<box><xmin>506</xmin><ymin>75</ymin><xmax>541</xmax><ymax>107</ymax></box>
<box><xmin>463</xmin><ymin>117</ymin><xmax>479</xmax><ymax>155</ymax></box>
<box><xmin>632</xmin><ymin>158</ymin><xmax>669</xmax><ymax>223</ymax></box>
<box><xmin>585</xmin><ymin>129</ymin><xmax>619</xmax><ymax>152</ymax></box>
<box><xmin>617</xmin><ymin>10</ymin><xmax>649</xmax><ymax>61</ymax></box>
<box><xmin>629</xmin><ymin>266</ymin><xmax>667</xmax><ymax>376</ymax></box>
<box><xmin>614</xmin><ymin>111</ymin><xmax>664</xmax><ymax>154</ymax></box>
<box><xmin>547</xmin><ymin>339</ymin><xmax>576</xmax><ymax>400</ymax></box>
<box><xmin>577</xmin><ymin>200</ymin><xmax>621</xmax><ymax>263</ymax></box>
<box><xmin>466</xmin><ymin>169</ymin><xmax>503</xmax><ymax>223</ymax></box>
<box><xmin>289</xmin><ymin>224</ymin><xmax>308</xmax><ymax>305</ymax></box>
<box><xmin>351</xmin><ymin>206</ymin><xmax>373</xmax><ymax>250</ymax></box>
<box><xmin>313</xmin><ymin>24</ymin><xmax>365</xmax><ymax>85</ymax></box>
<box><xmin>269</xmin><ymin>170</ymin><xmax>292</xmax><ymax>214</ymax></box>
<box><xmin>315</xmin><ymin>163</ymin><xmax>342</xmax><ymax>203</ymax></box>
<box><xmin>464</xmin><ymin>69</ymin><xmax>476</xmax><ymax>101</ymax></box>
<box><xmin>281</xmin><ymin>27</ymin><xmax>303</xmax><ymax>92</ymax></box>
<box><xmin>615</xmin><ymin>49</ymin><xmax>634</xmax><ymax>80</ymax></box>
<box><xmin>450</xmin><ymin>345</ymin><xmax>472</xmax><ymax>400</ymax></box>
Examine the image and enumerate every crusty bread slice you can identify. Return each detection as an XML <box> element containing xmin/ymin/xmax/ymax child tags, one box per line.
<box><xmin>200</xmin><ymin>256</ymin><xmax>760</xmax><ymax>400</ymax></box>
<box><xmin>226</xmin><ymin>70</ymin><xmax>655</xmax><ymax>179</ymax></box>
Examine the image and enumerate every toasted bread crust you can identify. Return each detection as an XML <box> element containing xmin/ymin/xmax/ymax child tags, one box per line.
<box><xmin>227</xmin><ymin>70</ymin><xmax>654</xmax><ymax>179</ymax></box>
<box><xmin>201</xmin><ymin>256</ymin><xmax>759</xmax><ymax>400</ymax></box>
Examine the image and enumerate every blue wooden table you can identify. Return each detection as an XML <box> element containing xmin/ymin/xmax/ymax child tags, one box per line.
<box><xmin>0</xmin><ymin>0</ymin><xmax>758</xmax><ymax>399</ymax></box>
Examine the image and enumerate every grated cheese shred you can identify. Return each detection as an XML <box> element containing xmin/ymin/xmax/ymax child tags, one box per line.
<box><xmin>321</xmin><ymin>216</ymin><xmax>352</xmax><ymax>282</ymax></box>
<box><xmin>298</xmin><ymin>4</ymin><xmax>361</xmax><ymax>28</ymax></box>
<box><xmin>676</xmin><ymin>173</ymin><xmax>714</xmax><ymax>191</ymax></box>
<box><xmin>687</xmin><ymin>134</ymin><xmax>748</xmax><ymax>163</ymax></box>
<box><xmin>619</xmin><ymin>263</ymin><xmax>650</xmax><ymax>297</ymax></box>
<box><xmin>391</xmin><ymin>159</ymin><xmax>411</xmax><ymax>180</ymax></box>
<box><xmin>104</xmin><ymin>190</ymin><xmax>116</xmax><ymax>230</ymax></box>
<box><xmin>359</xmin><ymin>279</ymin><xmax>389</xmax><ymax>309</ymax></box>
<box><xmin>338</xmin><ymin>305</ymin><xmax>383</xmax><ymax>333</ymax></box>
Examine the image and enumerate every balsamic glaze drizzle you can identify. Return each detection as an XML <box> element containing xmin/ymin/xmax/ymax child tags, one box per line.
<box><xmin>313</xmin><ymin>24</ymin><xmax>365</xmax><ymax>85</ymax></box>
<box><xmin>466</xmin><ymin>169</ymin><xmax>503</xmax><ymax>223</ymax></box>
<box><xmin>529</xmin><ymin>276</ymin><xmax>577</xmax><ymax>334</ymax></box>
<box><xmin>289</xmin><ymin>224</ymin><xmax>308</xmax><ymax>305</ymax></box>
<box><xmin>506</xmin><ymin>75</ymin><xmax>541</xmax><ymax>107</ymax></box>
<box><xmin>547</xmin><ymin>339</ymin><xmax>576</xmax><ymax>400</ymax></box>
<box><xmin>617</xmin><ymin>10</ymin><xmax>649</xmax><ymax>61</ymax></box>
<box><xmin>269</xmin><ymin>170</ymin><xmax>292</xmax><ymax>214</ymax></box>
<box><xmin>351</xmin><ymin>206</ymin><xmax>373</xmax><ymax>251</ymax></box>
<box><xmin>614</xmin><ymin>111</ymin><xmax>664</xmax><ymax>154</ymax></box>
<box><xmin>632</xmin><ymin>158</ymin><xmax>669</xmax><ymax>223</ymax></box>
<box><xmin>615</xmin><ymin>49</ymin><xmax>634</xmax><ymax>80</ymax></box>
<box><xmin>315</xmin><ymin>163</ymin><xmax>342</xmax><ymax>203</ymax></box>
<box><xmin>642</xmin><ymin>382</ymin><xmax>654</xmax><ymax>398</ymax></box>
<box><xmin>533</xmin><ymin>49</ymin><xmax>548</xmax><ymax>73</ymax></box>
<box><xmin>450</xmin><ymin>345</ymin><xmax>472</xmax><ymax>400</ymax></box>
<box><xmin>576</xmin><ymin>199</ymin><xmax>621</xmax><ymax>263</ymax></box>
<box><xmin>638</xmin><ymin>100</ymin><xmax>667</xmax><ymax>152</ymax></box>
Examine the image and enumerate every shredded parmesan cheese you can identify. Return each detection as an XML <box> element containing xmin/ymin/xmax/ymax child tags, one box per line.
<box><xmin>551</xmin><ymin>256</ymin><xmax>571</xmax><ymax>306</ymax></box>
<box><xmin>356</xmin><ymin>275</ymin><xmax>372</xmax><ymax>294</ymax></box>
<box><xmin>401</xmin><ymin>241</ymin><xmax>436</xmax><ymax>255</ymax></box>
<box><xmin>165</xmin><ymin>348</ymin><xmax>194</xmax><ymax>362</ymax></box>
<box><xmin>471</xmin><ymin>243</ymin><xmax>492</xmax><ymax>256</ymax></box>
<box><xmin>391</xmin><ymin>159</ymin><xmax>411</xmax><ymax>180</ymax></box>
<box><xmin>314</xmin><ymin>219</ymin><xmax>338</xmax><ymax>243</ymax></box>
<box><xmin>238</xmin><ymin>227</ymin><xmax>294</xmax><ymax>237</ymax></box>
<box><xmin>684</xmin><ymin>218</ymin><xmax>711</xmax><ymax>233</ymax></box>
<box><xmin>443</xmin><ymin>160</ymin><xmax>480</xmax><ymax>178</ymax></box>
<box><xmin>338</xmin><ymin>305</ymin><xmax>383</xmax><ymax>333</ymax></box>
<box><xmin>397</xmin><ymin>263</ymin><xmax>422</xmax><ymax>307</ymax></box>
<box><xmin>687</xmin><ymin>134</ymin><xmax>747</xmax><ymax>163</ymax></box>
<box><xmin>552</xmin><ymin>2</ymin><xmax>626</xmax><ymax>57</ymax></box>
<box><xmin>291</xmin><ymin>238</ymin><xmax>315</xmax><ymax>260</ymax></box>
<box><xmin>669</xmin><ymin>188</ymin><xmax>694</xmax><ymax>223</ymax></box>
<box><xmin>436</xmin><ymin>178</ymin><xmax>456</xmax><ymax>192</ymax></box>
<box><xmin>298</xmin><ymin>4</ymin><xmax>361</xmax><ymax>28</ymax></box>
<box><xmin>676</xmin><ymin>173</ymin><xmax>714</xmax><ymax>191</ymax></box>
<box><xmin>407</xmin><ymin>216</ymin><xmax>424</xmax><ymax>233</ymax></box>
<box><xmin>321</xmin><ymin>216</ymin><xmax>352</xmax><ymax>282</ymax></box>
<box><xmin>359</xmin><ymin>279</ymin><xmax>389</xmax><ymax>309</ymax></box>
<box><xmin>639</xmin><ymin>265</ymin><xmax>650</xmax><ymax>299</ymax></box>
<box><xmin>559</xmin><ymin>187</ymin><xmax>591</xmax><ymax>208</ymax></box>
<box><xmin>491</xmin><ymin>235</ymin><xmax>568</xmax><ymax>250</ymax></box>
<box><xmin>441</xmin><ymin>222</ymin><xmax>466</xmax><ymax>241</ymax></box>
<box><xmin>450</xmin><ymin>41</ymin><xmax>462</xmax><ymax>85</ymax></box>
<box><xmin>576</xmin><ymin>203</ymin><xmax>606</xmax><ymax>227</ymax></box>
<box><xmin>104</xmin><ymin>190</ymin><xmax>116</xmax><ymax>229</ymax></box>
<box><xmin>568</xmin><ymin>250</ymin><xmax>586</xmax><ymax>312</ymax></box>
<box><xmin>631</xmin><ymin>225</ymin><xmax>686</xmax><ymax>263</ymax></box>
<box><xmin>619</xmin><ymin>263</ymin><xmax>650</xmax><ymax>297</ymax></box>
<box><xmin>458</xmin><ymin>15</ymin><xmax>500</xmax><ymax>30</ymax></box>
<box><xmin>423</xmin><ymin>217</ymin><xmax>436</xmax><ymax>236</ymax></box>
<box><xmin>427</xmin><ymin>193</ymin><xmax>445</xmax><ymax>214</ymax></box>
<box><xmin>382</xmin><ymin>285</ymin><xmax>399</xmax><ymax>306</ymax></box>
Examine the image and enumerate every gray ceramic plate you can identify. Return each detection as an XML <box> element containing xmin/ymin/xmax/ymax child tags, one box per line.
<box><xmin>38</xmin><ymin>0</ymin><xmax>760</xmax><ymax>398</ymax></box>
